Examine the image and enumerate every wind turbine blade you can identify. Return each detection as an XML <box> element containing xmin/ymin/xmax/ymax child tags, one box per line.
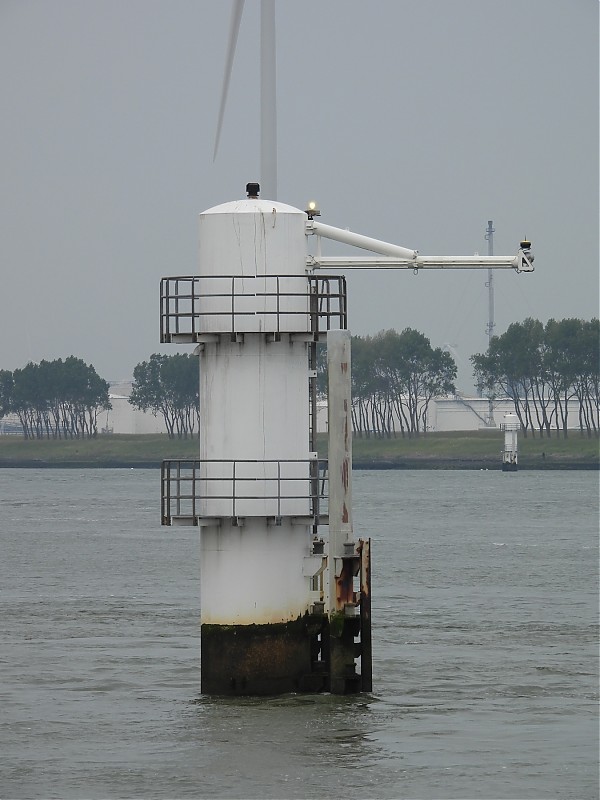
<box><xmin>260</xmin><ymin>0</ymin><xmax>277</xmax><ymax>199</ymax></box>
<box><xmin>213</xmin><ymin>0</ymin><xmax>244</xmax><ymax>162</ymax></box>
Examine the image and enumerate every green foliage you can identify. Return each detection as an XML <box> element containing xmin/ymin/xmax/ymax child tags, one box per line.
<box><xmin>471</xmin><ymin>317</ymin><xmax>599</xmax><ymax>437</ymax></box>
<box><xmin>0</xmin><ymin>358</ymin><xmax>110</xmax><ymax>439</ymax></box>
<box><xmin>130</xmin><ymin>353</ymin><xmax>199</xmax><ymax>439</ymax></box>
<box><xmin>0</xmin><ymin>370</ymin><xmax>14</xmax><ymax>419</ymax></box>
<box><xmin>327</xmin><ymin>328</ymin><xmax>457</xmax><ymax>439</ymax></box>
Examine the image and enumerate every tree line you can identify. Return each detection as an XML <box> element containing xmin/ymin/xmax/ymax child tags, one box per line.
<box><xmin>129</xmin><ymin>353</ymin><xmax>199</xmax><ymax>439</ymax></box>
<box><xmin>0</xmin><ymin>357</ymin><xmax>110</xmax><ymax>439</ymax></box>
<box><xmin>318</xmin><ymin>328</ymin><xmax>457</xmax><ymax>438</ymax></box>
<box><xmin>471</xmin><ymin>317</ymin><xmax>599</xmax><ymax>437</ymax></box>
<box><xmin>1</xmin><ymin>318</ymin><xmax>596</xmax><ymax>440</ymax></box>
<box><xmin>0</xmin><ymin>353</ymin><xmax>200</xmax><ymax>440</ymax></box>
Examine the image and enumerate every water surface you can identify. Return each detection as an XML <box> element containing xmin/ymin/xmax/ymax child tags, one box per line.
<box><xmin>1</xmin><ymin>468</ymin><xmax>597</xmax><ymax>799</ymax></box>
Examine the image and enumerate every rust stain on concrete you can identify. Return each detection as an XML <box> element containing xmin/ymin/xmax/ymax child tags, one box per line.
<box><xmin>341</xmin><ymin>458</ymin><xmax>349</xmax><ymax>490</ymax></box>
<box><xmin>342</xmin><ymin>502</ymin><xmax>349</xmax><ymax>523</ymax></box>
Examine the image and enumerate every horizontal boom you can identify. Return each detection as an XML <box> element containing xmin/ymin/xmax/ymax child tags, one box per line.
<box><xmin>306</xmin><ymin>220</ymin><xmax>534</xmax><ymax>273</ymax></box>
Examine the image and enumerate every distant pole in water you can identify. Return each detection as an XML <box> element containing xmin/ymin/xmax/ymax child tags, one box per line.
<box><xmin>500</xmin><ymin>413</ymin><xmax>520</xmax><ymax>471</ymax></box>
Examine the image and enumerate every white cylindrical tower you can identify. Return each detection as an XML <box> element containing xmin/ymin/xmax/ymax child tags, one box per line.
<box><xmin>197</xmin><ymin>187</ymin><xmax>317</xmax><ymax>693</ymax></box>
<box><xmin>501</xmin><ymin>412</ymin><xmax>520</xmax><ymax>472</ymax></box>
<box><xmin>160</xmin><ymin>183</ymin><xmax>370</xmax><ymax>695</ymax></box>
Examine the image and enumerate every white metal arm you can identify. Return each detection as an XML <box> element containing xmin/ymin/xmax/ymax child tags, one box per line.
<box><xmin>305</xmin><ymin>219</ymin><xmax>534</xmax><ymax>273</ymax></box>
<box><xmin>306</xmin><ymin>219</ymin><xmax>418</xmax><ymax>260</ymax></box>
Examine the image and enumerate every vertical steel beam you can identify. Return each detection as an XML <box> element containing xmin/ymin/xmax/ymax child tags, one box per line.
<box><xmin>326</xmin><ymin>330</ymin><xmax>360</xmax><ymax>693</ymax></box>
<box><xmin>359</xmin><ymin>538</ymin><xmax>373</xmax><ymax>692</ymax></box>
<box><xmin>326</xmin><ymin>329</ymin><xmax>353</xmax><ymax>613</ymax></box>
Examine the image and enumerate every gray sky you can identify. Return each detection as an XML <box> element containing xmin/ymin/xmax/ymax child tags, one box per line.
<box><xmin>1</xmin><ymin>0</ymin><xmax>597</xmax><ymax>390</ymax></box>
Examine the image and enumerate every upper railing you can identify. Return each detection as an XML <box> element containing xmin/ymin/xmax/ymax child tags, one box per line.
<box><xmin>160</xmin><ymin>274</ymin><xmax>347</xmax><ymax>342</ymax></box>
<box><xmin>161</xmin><ymin>458</ymin><xmax>329</xmax><ymax>526</ymax></box>
<box><xmin>500</xmin><ymin>421</ymin><xmax>521</xmax><ymax>431</ymax></box>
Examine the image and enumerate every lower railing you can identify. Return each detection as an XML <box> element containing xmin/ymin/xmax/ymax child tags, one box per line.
<box><xmin>161</xmin><ymin>458</ymin><xmax>329</xmax><ymax>525</ymax></box>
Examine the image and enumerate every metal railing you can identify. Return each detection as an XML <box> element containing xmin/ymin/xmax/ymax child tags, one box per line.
<box><xmin>159</xmin><ymin>274</ymin><xmax>347</xmax><ymax>342</ymax></box>
<box><xmin>161</xmin><ymin>458</ymin><xmax>329</xmax><ymax>525</ymax></box>
<box><xmin>500</xmin><ymin>422</ymin><xmax>521</xmax><ymax>431</ymax></box>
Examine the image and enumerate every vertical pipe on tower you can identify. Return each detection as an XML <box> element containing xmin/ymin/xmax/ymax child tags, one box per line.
<box><xmin>485</xmin><ymin>220</ymin><xmax>496</xmax><ymax>426</ymax></box>
<box><xmin>326</xmin><ymin>330</ymin><xmax>363</xmax><ymax>693</ymax></box>
<box><xmin>486</xmin><ymin>220</ymin><xmax>495</xmax><ymax>348</ymax></box>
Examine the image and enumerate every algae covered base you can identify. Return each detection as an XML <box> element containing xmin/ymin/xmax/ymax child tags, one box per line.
<box><xmin>200</xmin><ymin>617</ymin><xmax>327</xmax><ymax>696</ymax></box>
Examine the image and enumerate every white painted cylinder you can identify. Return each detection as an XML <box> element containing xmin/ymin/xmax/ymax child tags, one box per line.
<box><xmin>200</xmin><ymin>519</ymin><xmax>309</xmax><ymax>625</ymax></box>
<box><xmin>197</xmin><ymin>199</ymin><xmax>310</xmax><ymax>334</ymax></box>
<box><xmin>199</xmin><ymin>334</ymin><xmax>311</xmax><ymax>518</ymax></box>
<box><xmin>196</xmin><ymin>194</ymin><xmax>315</xmax><ymax>627</ymax></box>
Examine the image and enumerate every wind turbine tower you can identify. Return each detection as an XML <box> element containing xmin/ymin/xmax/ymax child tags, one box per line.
<box><xmin>214</xmin><ymin>0</ymin><xmax>278</xmax><ymax>200</ymax></box>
